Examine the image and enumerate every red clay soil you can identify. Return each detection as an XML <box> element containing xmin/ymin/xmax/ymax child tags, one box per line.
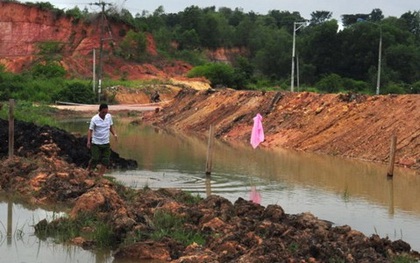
<box><xmin>142</xmin><ymin>88</ymin><xmax>420</xmax><ymax>171</ymax></box>
<box><xmin>0</xmin><ymin>2</ymin><xmax>192</xmax><ymax>80</ymax></box>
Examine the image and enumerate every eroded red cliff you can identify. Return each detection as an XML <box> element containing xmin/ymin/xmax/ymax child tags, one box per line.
<box><xmin>0</xmin><ymin>2</ymin><xmax>191</xmax><ymax>79</ymax></box>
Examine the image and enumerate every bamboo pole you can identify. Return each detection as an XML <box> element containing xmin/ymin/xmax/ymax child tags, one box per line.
<box><xmin>205</xmin><ymin>125</ymin><xmax>215</xmax><ymax>175</ymax></box>
<box><xmin>7</xmin><ymin>201</ymin><xmax>12</xmax><ymax>245</ymax></box>
<box><xmin>387</xmin><ymin>131</ymin><xmax>397</xmax><ymax>177</ymax></box>
<box><xmin>8</xmin><ymin>99</ymin><xmax>15</xmax><ymax>159</ymax></box>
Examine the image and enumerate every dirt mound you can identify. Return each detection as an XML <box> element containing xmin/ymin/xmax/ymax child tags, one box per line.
<box><xmin>0</xmin><ymin>105</ymin><xmax>419</xmax><ymax>262</ymax></box>
<box><xmin>143</xmin><ymin>89</ymin><xmax>420</xmax><ymax>171</ymax></box>
<box><xmin>0</xmin><ymin>119</ymin><xmax>137</xmax><ymax>169</ymax></box>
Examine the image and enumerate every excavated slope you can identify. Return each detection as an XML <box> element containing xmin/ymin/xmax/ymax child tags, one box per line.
<box><xmin>144</xmin><ymin>89</ymin><xmax>419</xmax><ymax>171</ymax></box>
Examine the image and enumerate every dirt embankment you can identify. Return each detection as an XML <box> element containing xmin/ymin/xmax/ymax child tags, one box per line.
<box><xmin>0</xmin><ymin>120</ymin><xmax>419</xmax><ymax>262</ymax></box>
<box><xmin>142</xmin><ymin>88</ymin><xmax>419</xmax><ymax>171</ymax></box>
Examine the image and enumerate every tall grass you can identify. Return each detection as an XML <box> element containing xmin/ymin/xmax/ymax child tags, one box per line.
<box><xmin>35</xmin><ymin>212</ymin><xmax>116</xmax><ymax>248</ymax></box>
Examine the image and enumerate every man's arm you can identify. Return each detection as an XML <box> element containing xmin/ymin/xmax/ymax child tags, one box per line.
<box><xmin>110</xmin><ymin>125</ymin><xmax>118</xmax><ymax>141</ymax></box>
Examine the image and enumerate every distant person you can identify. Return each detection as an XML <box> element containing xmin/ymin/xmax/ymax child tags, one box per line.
<box><xmin>86</xmin><ymin>103</ymin><xmax>118</xmax><ymax>176</ymax></box>
<box><xmin>151</xmin><ymin>90</ymin><xmax>160</xmax><ymax>103</ymax></box>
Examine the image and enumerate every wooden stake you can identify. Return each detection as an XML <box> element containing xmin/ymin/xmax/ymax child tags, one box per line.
<box><xmin>387</xmin><ymin>131</ymin><xmax>397</xmax><ymax>177</ymax></box>
<box><xmin>8</xmin><ymin>99</ymin><xmax>15</xmax><ymax>159</ymax></box>
<box><xmin>205</xmin><ymin>125</ymin><xmax>215</xmax><ymax>175</ymax></box>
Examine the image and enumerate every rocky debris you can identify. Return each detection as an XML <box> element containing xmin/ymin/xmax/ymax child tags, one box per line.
<box><xmin>40</xmin><ymin>184</ymin><xmax>420</xmax><ymax>262</ymax></box>
<box><xmin>0</xmin><ymin>121</ymin><xmax>419</xmax><ymax>262</ymax></box>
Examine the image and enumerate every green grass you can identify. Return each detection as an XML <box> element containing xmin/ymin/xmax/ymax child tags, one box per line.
<box><xmin>0</xmin><ymin>100</ymin><xmax>58</xmax><ymax>126</ymax></box>
<box><xmin>151</xmin><ymin>210</ymin><xmax>206</xmax><ymax>246</ymax></box>
<box><xmin>391</xmin><ymin>255</ymin><xmax>419</xmax><ymax>263</ymax></box>
<box><xmin>34</xmin><ymin>212</ymin><xmax>116</xmax><ymax>248</ymax></box>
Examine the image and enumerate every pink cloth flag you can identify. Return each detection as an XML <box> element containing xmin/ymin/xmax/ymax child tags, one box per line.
<box><xmin>250</xmin><ymin>113</ymin><xmax>265</xmax><ymax>149</ymax></box>
<box><xmin>250</xmin><ymin>186</ymin><xmax>262</xmax><ymax>204</ymax></box>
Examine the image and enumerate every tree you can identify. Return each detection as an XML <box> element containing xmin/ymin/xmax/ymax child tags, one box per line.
<box><xmin>309</xmin><ymin>11</ymin><xmax>332</xmax><ymax>26</ymax></box>
<box><xmin>341</xmin><ymin>14</ymin><xmax>369</xmax><ymax>27</ymax></box>
<box><xmin>118</xmin><ymin>30</ymin><xmax>147</xmax><ymax>61</ymax></box>
<box><xmin>253</xmin><ymin>27</ymin><xmax>291</xmax><ymax>79</ymax></box>
<box><xmin>369</xmin><ymin>8</ymin><xmax>384</xmax><ymax>22</ymax></box>
<box><xmin>400</xmin><ymin>11</ymin><xmax>420</xmax><ymax>37</ymax></box>
<box><xmin>301</xmin><ymin>20</ymin><xmax>340</xmax><ymax>79</ymax></box>
<box><xmin>386</xmin><ymin>44</ymin><xmax>420</xmax><ymax>84</ymax></box>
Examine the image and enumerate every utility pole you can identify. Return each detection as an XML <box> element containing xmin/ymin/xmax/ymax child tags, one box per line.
<box><xmin>291</xmin><ymin>22</ymin><xmax>306</xmax><ymax>92</ymax></box>
<box><xmin>376</xmin><ymin>26</ymin><xmax>382</xmax><ymax>95</ymax></box>
<box><xmin>92</xmin><ymin>48</ymin><xmax>96</xmax><ymax>94</ymax></box>
<box><xmin>91</xmin><ymin>1</ymin><xmax>111</xmax><ymax>102</ymax></box>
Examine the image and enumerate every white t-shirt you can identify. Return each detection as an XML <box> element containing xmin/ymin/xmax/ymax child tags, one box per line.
<box><xmin>89</xmin><ymin>113</ymin><xmax>113</xmax><ymax>145</ymax></box>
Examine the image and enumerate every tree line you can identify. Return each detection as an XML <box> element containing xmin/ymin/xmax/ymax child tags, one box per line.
<box><xmin>1</xmin><ymin>2</ymin><xmax>420</xmax><ymax>100</ymax></box>
<box><xmin>122</xmin><ymin>5</ymin><xmax>420</xmax><ymax>94</ymax></box>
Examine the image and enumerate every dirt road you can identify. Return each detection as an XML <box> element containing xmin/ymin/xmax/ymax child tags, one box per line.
<box><xmin>51</xmin><ymin>103</ymin><xmax>161</xmax><ymax>112</ymax></box>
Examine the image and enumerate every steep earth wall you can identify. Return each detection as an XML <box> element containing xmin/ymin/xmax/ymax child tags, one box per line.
<box><xmin>143</xmin><ymin>89</ymin><xmax>420</xmax><ymax>171</ymax></box>
<box><xmin>0</xmin><ymin>2</ymin><xmax>191</xmax><ymax>79</ymax></box>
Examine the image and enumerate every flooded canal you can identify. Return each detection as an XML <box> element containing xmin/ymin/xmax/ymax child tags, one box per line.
<box><xmin>1</xmin><ymin>118</ymin><xmax>419</xmax><ymax>262</ymax></box>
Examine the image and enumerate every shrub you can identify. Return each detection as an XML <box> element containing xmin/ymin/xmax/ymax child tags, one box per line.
<box><xmin>30</xmin><ymin>62</ymin><xmax>66</xmax><ymax>79</ymax></box>
<box><xmin>382</xmin><ymin>82</ymin><xmax>406</xmax><ymax>94</ymax></box>
<box><xmin>315</xmin><ymin>73</ymin><xmax>343</xmax><ymax>93</ymax></box>
<box><xmin>342</xmin><ymin>78</ymin><xmax>370</xmax><ymax>92</ymax></box>
<box><xmin>187</xmin><ymin>62</ymin><xmax>235</xmax><ymax>88</ymax></box>
<box><xmin>53</xmin><ymin>82</ymin><xmax>95</xmax><ymax>104</ymax></box>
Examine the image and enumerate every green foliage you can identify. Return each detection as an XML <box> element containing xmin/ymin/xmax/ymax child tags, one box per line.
<box><xmin>0</xmin><ymin>101</ymin><xmax>58</xmax><ymax>126</ymax></box>
<box><xmin>170</xmin><ymin>50</ymin><xmax>207</xmax><ymax>66</ymax></box>
<box><xmin>5</xmin><ymin>4</ymin><xmax>420</xmax><ymax>94</ymax></box>
<box><xmin>35</xmin><ymin>212</ymin><xmax>116</xmax><ymax>248</ymax></box>
<box><xmin>52</xmin><ymin>82</ymin><xmax>95</xmax><ymax>104</ymax></box>
<box><xmin>315</xmin><ymin>73</ymin><xmax>343</xmax><ymax>93</ymax></box>
<box><xmin>187</xmin><ymin>63</ymin><xmax>235</xmax><ymax>88</ymax></box>
<box><xmin>65</xmin><ymin>6</ymin><xmax>86</xmax><ymax>23</ymax></box>
<box><xmin>30</xmin><ymin>62</ymin><xmax>66</xmax><ymax>79</ymax></box>
<box><xmin>410</xmin><ymin>81</ymin><xmax>420</xmax><ymax>94</ymax></box>
<box><xmin>36</xmin><ymin>41</ymin><xmax>64</xmax><ymax>62</ymax></box>
<box><xmin>118</xmin><ymin>30</ymin><xmax>148</xmax><ymax>61</ymax></box>
<box><xmin>25</xmin><ymin>1</ymin><xmax>56</xmax><ymax>11</ymax></box>
<box><xmin>309</xmin><ymin>11</ymin><xmax>333</xmax><ymax>25</ymax></box>
<box><xmin>382</xmin><ymin>82</ymin><xmax>406</xmax><ymax>94</ymax></box>
<box><xmin>342</xmin><ymin>78</ymin><xmax>370</xmax><ymax>92</ymax></box>
<box><xmin>178</xmin><ymin>29</ymin><xmax>201</xmax><ymax>50</ymax></box>
<box><xmin>391</xmin><ymin>254</ymin><xmax>419</xmax><ymax>263</ymax></box>
<box><xmin>174</xmin><ymin>191</ymin><xmax>202</xmax><ymax>205</ymax></box>
<box><xmin>151</xmin><ymin>210</ymin><xmax>206</xmax><ymax>246</ymax></box>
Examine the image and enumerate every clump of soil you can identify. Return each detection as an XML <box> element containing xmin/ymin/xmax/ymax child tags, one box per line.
<box><xmin>0</xmin><ymin>119</ymin><xmax>137</xmax><ymax>170</ymax></box>
<box><xmin>0</xmin><ymin>118</ymin><xmax>419</xmax><ymax>262</ymax></box>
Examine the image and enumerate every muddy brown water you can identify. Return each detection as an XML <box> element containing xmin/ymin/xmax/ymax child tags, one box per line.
<box><xmin>1</xmin><ymin>119</ymin><xmax>419</xmax><ymax>262</ymax></box>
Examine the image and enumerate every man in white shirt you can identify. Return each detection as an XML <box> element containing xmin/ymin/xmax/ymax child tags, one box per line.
<box><xmin>87</xmin><ymin>103</ymin><xmax>118</xmax><ymax>176</ymax></box>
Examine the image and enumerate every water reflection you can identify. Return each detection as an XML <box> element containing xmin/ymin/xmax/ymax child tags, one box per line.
<box><xmin>58</xmin><ymin>119</ymin><xmax>420</xmax><ymax>251</ymax></box>
<box><xmin>0</xmin><ymin>196</ymin><xmax>115</xmax><ymax>263</ymax></box>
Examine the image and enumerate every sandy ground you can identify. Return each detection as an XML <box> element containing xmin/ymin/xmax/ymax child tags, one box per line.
<box><xmin>51</xmin><ymin>103</ymin><xmax>161</xmax><ymax>112</ymax></box>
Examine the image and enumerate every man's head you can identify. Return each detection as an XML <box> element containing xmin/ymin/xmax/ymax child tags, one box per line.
<box><xmin>98</xmin><ymin>103</ymin><xmax>108</xmax><ymax>118</ymax></box>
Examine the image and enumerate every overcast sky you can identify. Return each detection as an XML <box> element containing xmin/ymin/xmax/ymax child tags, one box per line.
<box><xmin>25</xmin><ymin>0</ymin><xmax>419</xmax><ymax>21</ymax></box>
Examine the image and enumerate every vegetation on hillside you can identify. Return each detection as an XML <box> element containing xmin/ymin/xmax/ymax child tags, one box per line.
<box><xmin>129</xmin><ymin>6</ymin><xmax>420</xmax><ymax>94</ymax></box>
<box><xmin>1</xmin><ymin>2</ymin><xmax>420</xmax><ymax>105</ymax></box>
